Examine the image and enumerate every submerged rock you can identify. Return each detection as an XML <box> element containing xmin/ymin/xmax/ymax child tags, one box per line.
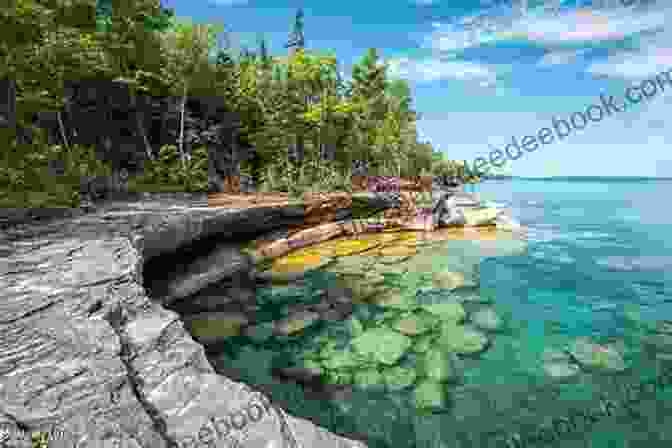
<box><xmin>419</xmin><ymin>350</ymin><xmax>462</xmax><ymax>383</ymax></box>
<box><xmin>436</xmin><ymin>323</ymin><xmax>489</xmax><ymax>355</ymax></box>
<box><xmin>352</xmin><ymin>328</ymin><xmax>412</xmax><ymax>365</ymax></box>
<box><xmin>541</xmin><ymin>348</ymin><xmax>581</xmax><ymax>379</ymax></box>
<box><xmin>242</xmin><ymin>321</ymin><xmax>276</xmax><ymax>344</ymax></box>
<box><xmin>391</xmin><ymin>312</ymin><xmax>438</xmax><ymax>336</ymax></box>
<box><xmin>412</xmin><ymin>333</ymin><xmax>439</xmax><ymax>354</ymax></box>
<box><xmin>370</xmin><ymin>288</ymin><xmax>414</xmax><ymax>309</ymax></box>
<box><xmin>470</xmin><ymin>307</ymin><xmax>503</xmax><ymax>332</ymax></box>
<box><xmin>273</xmin><ymin>311</ymin><xmax>321</xmax><ymax>336</ymax></box>
<box><xmin>566</xmin><ymin>337</ymin><xmax>627</xmax><ymax>372</ymax></box>
<box><xmin>184</xmin><ymin>311</ymin><xmax>249</xmax><ymax>346</ymax></box>
<box><xmin>421</xmin><ymin>302</ymin><xmax>466</xmax><ymax>323</ymax></box>
<box><xmin>432</xmin><ymin>270</ymin><xmax>467</xmax><ymax>291</ymax></box>
<box><xmin>276</xmin><ymin>363</ymin><xmax>324</xmax><ymax>383</ymax></box>
<box><xmin>413</xmin><ymin>380</ymin><xmax>448</xmax><ymax>410</ymax></box>
<box><xmin>353</xmin><ymin>368</ymin><xmax>386</xmax><ymax>391</ymax></box>
<box><xmin>382</xmin><ymin>365</ymin><xmax>418</xmax><ymax>391</ymax></box>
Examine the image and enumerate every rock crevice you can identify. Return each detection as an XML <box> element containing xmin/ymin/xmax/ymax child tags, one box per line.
<box><xmin>0</xmin><ymin>193</ymin><xmax>370</xmax><ymax>448</ymax></box>
<box><xmin>103</xmin><ymin>303</ymin><xmax>180</xmax><ymax>448</ymax></box>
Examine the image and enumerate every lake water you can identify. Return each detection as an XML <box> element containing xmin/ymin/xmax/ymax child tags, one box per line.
<box><xmin>214</xmin><ymin>178</ymin><xmax>672</xmax><ymax>448</ymax></box>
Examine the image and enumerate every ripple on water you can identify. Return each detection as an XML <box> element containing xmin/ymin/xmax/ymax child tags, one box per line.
<box><xmin>525</xmin><ymin>226</ymin><xmax>565</xmax><ymax>243</ymax></box>
<box><xmin>595</xmin><ymin>255</ymin><xmax>672</xmax><ymax>272</ymax></box>
<box><xmin>529</xmin><ymin>246</ymin><xmax>575</xmax><ymax>265</ymax></box>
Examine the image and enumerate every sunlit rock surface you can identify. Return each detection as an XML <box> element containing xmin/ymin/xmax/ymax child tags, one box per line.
<box><xmin>0</xmin><ymin>193</ymin><xmax>368</xmax><ymax>448</ymax></box>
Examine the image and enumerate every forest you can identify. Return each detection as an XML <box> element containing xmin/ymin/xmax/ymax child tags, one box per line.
<box><xmin>0</xmin><ymin>0</ymin><xmax>481</xmax><ymax>210</ymax></box>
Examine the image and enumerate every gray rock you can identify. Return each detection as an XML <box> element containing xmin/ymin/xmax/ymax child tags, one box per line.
<box><xmin>0</xmin><ymin>193</ymin><xmax>367</xmax><ymax>448</ymax></box>
<box><xmin>160</xmin><ymin>243</ymin><xmax>253</xmax><ymax>305</ymax></box>
<box><xmin>439</xmin><ymin>207</ymin><xmax>466</xmax><ymax>227</ymax></box>
<box><xmin>447</xmin><ymin>193</ymin><xmax>481</xmax><ymax>208</ymax></box>
<box><xmin>495</xmin><ymin>213</ymin><xmax>523</xmax><ymax>233</ymax></box>
<box><xmin>566</xmin><ymin>337</ymin><xmax>627</xmax><ymax>372</ymax></box>
<box><xmin>170</xmin><ymin>282</ymin><xmax>238</xmax><ymax>314</ymax></box>
<box><xmin>350</xmin><ymin>192</ymin><xmax>401</xmax><ymax>218</ymax></box>
<box><xmin>311</xmin><ymin>299</ymin><xmax>333</xmax><ymax>313</ymax></box>
<box><xmin>275</xmin><ymin>365</ymin><xmax>323</xmax><ymax>383</ymax></box>
<box><xmin>541</xmin><ymin>348</ymin><xmax>581</xmax><ymax>379</ymax></box>
<box><xmin>470</xmin><ymin>307</ymin><xmax>503</xmax><ymax>331</ymax></box>
<box><xmin>543</xmin><ymin>362</ymin><xmax>581</xmax><ymax>379</ymax></box>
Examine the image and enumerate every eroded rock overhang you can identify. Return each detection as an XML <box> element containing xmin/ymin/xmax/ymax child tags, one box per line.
<box><xmin>0</xmin><ymin>193</ymin><xmax>369</xmax><ymax>448</ymax></box>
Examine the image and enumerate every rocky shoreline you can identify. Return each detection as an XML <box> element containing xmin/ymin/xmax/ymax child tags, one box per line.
<box><xmin>0</xmin><ymin>193</ymin><xmax>372</xmax><ymax>448</ymax></box>
<box><xmin>0</xmin><ymin>187</ymin><xmax>524</xmax><ymax>447</ymax></box>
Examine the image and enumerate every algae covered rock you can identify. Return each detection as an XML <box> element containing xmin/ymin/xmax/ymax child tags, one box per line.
<box><xmin>431</xmin><ymin>270</ymin><xmax>467</xmax><ymax>291</ymax></box>
<box><xmin>325</xmin><ymin>369</ymin><xmax>354</xmax><ymax>386</ymax></box>
<box><xmin>273</xmin><ymin>311</ymin><xmax>321</xmax><ymax>336</ymax></box>
<box><xmin>412</xmin><ymin>332</ymin><xmax>439</xmax><ymax>353</ymax></box>
<box><xmin>413</xmin><ymin>380</ymin><xmax>448</xmax><ymax>410</ymax></box>
<box><xmin>321</xmin><ymin>347</ymin><xmax>363</xmax><ymax>370</ymax></box>
<box><xmin>418</xmin><ymin>350</ymin><xmax>462</xmax><ymax>383</ymax></box>
<box><xmin>369</xmin><ymin>288</ymin><xmax>415</xmax><ymax>309</ymax></box>
<box><xmin>354</xmin><ymin>368</ymin><xmax>386</xmax><ymax>390</ymax></box>
<box><xmin>436</xmin><ymin>323</ymin><xmax>489</xmax><ymax>355</ymax></box>
<box><xmin>382</xmin><ymin>365</ymin><xmax>418</xmax><ymax>391</ymax></box>
<box><xmin>421</xmin><ymin>301</ymin><xmax>466</xmax><ymax>323</ymax></box>
<box><xmin>391</xmin><ymin>311</ymin><xmax>439</xmax><ymax>336</ymax></box>
<box><xmin>566</xmin><ymin>337</ymin><xmax>627</xmax><ymax>372</ymax></box>
<box><xmin>352</xmin><ymin>328</ymin><xmax>412</xmax><ymax>365</ymax></box>
<box><xmin>185</xmin><ymin>312</ymin><xmax>249</xmax><ymax>346</ymax></box>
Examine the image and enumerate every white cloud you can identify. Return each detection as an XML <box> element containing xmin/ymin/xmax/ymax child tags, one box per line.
<box><xmin>422</xmin><ymin>2</ymin><xmax>669</xmax><ymax>58</ymax></box>
<box><xmin>537</xmin><ymin>48</ymin><xmax>590</xmax><ymax>67</ymax></box>
<box><xmin>586</xmin><ymin>28</ymin><xmax>672</xmax><ymax>79</ymax></box>
<box><xmin>515</xmin><ymin>7</ymin><xmax>667</xmax><ymax>46</ymax></box>
<box><xmin>207</xmin><ymin>0</ymin><xmax>249</xmax><ymax>5</ymax></box>
<box><xmin>387</xmin><ymin>57</ymin><xmax>497</xmax><ymax>86</ymax></box>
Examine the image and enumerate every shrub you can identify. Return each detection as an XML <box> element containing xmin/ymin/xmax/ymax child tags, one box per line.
<box><xmin>0</xmin><ymin>128</ymin><xmax>113</xmax><ymax>208</ymax></box>
<box><xmin>129</xmin><ymin>145</ymin><xmax>208</xmax><ymax>192</ymax></box>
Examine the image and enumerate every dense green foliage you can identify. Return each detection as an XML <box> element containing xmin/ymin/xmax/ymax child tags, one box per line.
<box><xmin>1</xmin><ymin>0</ymin><xmax>477</xmax><ymax>210</ymax></box>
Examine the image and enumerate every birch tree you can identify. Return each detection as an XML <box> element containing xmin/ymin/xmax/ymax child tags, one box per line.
<box><xmin>159</xmin><ymin>18</ymin><xmax>222</xmax><ymax>167</ymax></box>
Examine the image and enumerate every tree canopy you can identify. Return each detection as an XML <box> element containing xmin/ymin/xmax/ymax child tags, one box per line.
<box><xmin>1</xmin><ymin>2</ymin><xmax>477</xmax><ymax>208</ymax></box>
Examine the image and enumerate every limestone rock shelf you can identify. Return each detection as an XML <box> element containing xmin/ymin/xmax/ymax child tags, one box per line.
<box><xmin>0</xmin><ymin>193</ymin><xmax>368</xmax><ymax>448</ymax></box>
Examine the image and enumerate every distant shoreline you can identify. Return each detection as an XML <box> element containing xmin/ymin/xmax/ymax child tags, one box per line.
<box><xmin>481</xmin><ymin>176</ymin><xmax>672</xmax><ymax>182</ymax></box>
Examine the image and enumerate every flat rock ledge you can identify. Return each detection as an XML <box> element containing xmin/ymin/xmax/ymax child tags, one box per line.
<box><xmin>0</xmin><ymin>193</ymin><xmax>367</xmax><ymax>448</ymax></box>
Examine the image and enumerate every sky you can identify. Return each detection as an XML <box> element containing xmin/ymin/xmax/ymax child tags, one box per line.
<box><xmin>159</xmin><ymin>0</ymin><xmax>672</xmax><ymax>177</ymax></box>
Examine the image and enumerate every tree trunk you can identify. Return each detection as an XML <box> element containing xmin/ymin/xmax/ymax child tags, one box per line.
<box><xmin>136</xmin><ymin>112</ymin><xmax>154</xmax><ymax>162</ymax></box>
<box><xmin>178</xmin><ymin>84</ymin><xmax>188</xmax><ymax>169</ymax></box>
<box><xmin>56</xmin><ymin>111</ymin><xmax>70</xmax><ymax>151</ymax></box>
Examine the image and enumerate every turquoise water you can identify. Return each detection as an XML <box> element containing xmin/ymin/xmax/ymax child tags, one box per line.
<box><xmin>218</xmin><ymin>179</ymin><xmax>672</xmax><ymax>448</ymax></box>
<box><xmin>465</xmin><ymin>179</ymin><xmax>672</xmax><ymax>448</ymax></box>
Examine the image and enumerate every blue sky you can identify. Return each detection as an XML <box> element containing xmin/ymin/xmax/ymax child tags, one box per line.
<box><xmin>161</xmin><ymin>0</ymin><xmax>671</xmax><ymax>177</ymax></box>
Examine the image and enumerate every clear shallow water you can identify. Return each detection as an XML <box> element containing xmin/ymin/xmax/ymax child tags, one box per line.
<box><xmin>469</xmin><ymin>179</ymin><xmax>672</xmax><ymax>447</ymax></box>
<box><xmin>216</xmin><ymin>179</ymin><xmax>672</xmax><ymax>448</ymax></box>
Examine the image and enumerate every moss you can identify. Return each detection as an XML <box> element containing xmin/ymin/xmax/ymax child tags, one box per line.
<box><xmin>31</xmin><ymin>432</ymin><xmax>49</xmax><ymax>448</ymax></box>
